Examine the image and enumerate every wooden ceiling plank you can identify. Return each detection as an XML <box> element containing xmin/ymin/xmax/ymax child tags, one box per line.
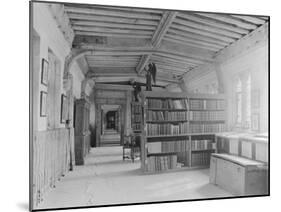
<box><xmin>167</xmin><ymin>28</ymin><xmax>233</xmax><ymax>45</ymax></box>
<box><xmin>167</xmin><ymin>29</ymin><xmax>229</xmax><ymax>46</ymax></box>
<box><xmin>67</xmin><ymin>13</ymin><xmax>159</xmax><ymax>26</ymax></box>
<box><xmin>160</xmin><ymin>41</ymin><xmax>214</xmax><ymax>62</ymax></box>
<box><xmin>75</xmin><ymin>30</ymin><xmax>151</xmax><ymax>38</ymax></box>
<box><xmin>90</xmin><ymin>64</ymin><xmax>137</xmax><ymax>68</ymax></box>
<box><xmin>230</xmin><ymin>15</ymin><xmax>266</xmax><ymax>25</ymax></box>
<box><xmin>151</xmin><ymin>58</ymin><xmax>190</xmax><ymax>68</ymax></box>
<box><xmin>170</xmin><ymin>24</ymin><xmax>236</xmax><ymax>43</ymax></box>
<box><xmin>152</xmin><ymin>55</ymin><xmax>198</xmax><ymax>67</ymax></box>
<box><xmin>163</xmin><ymin>36</ymin><xmax>221</xmax><ymax>51</ymax></box>
<box><xmin>177</xmin><ymin>13</ymin><xmax>249</xmax><ymax>34</ymax></box>
<box><xmin>71</xmin><ymin>20</ymin><xmax>157</xmax><ymax>30</ymax></box>
<box><xmin>136</xmin><ymin>55</ymin><xmax>151</xmax><ymax>74</ymax></box>
<box><xmin>155</xmin><ymin>52</ymin><xmax>205</xmax><ymax>65</ymax></box>
<box><xmin>150</xmin><ymin>59</ymin><xmax>193</xmax><ymax>69</ymax></box>
<box><xmin>91</xmin><ymin>5</ymin><xmax>164</xmax><ymax>14</ymax></box>
<box><xmin>165</xmin><ymin>32</ymin><xmax>228</xmax><ymax>49</ymax></box>
<box><xmin>154</xmin><ymin>64</ymin><xmax>188</xmax><ymax>73</ymax></box>
<box><xmin>73</xmin><ymin>26</ymin><xmax>153</xmax><ymax>35</ymax></box>
<box><xmin>151</xmin><ymin>11</ymin><xmax>178</xmax><ymax>47</ymax></box>
<box><xmin>64</xmin><ymin>6</ymin><xmax>162</xmax><ymax>20</ymax></box>
<box><xmin>174</xmin><ymin>18</ymin><xmax>242</xmax><ymax>38</ymax></box>
<box><xmin>196</xmin><ymin>13</ymin><xmax>258</xmax><ymax>30</ymax></box>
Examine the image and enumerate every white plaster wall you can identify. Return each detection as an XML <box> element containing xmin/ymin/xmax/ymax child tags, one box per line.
<box><xmin>32</xmin><ymin>3</ymin><xmax>84</xmax><ymax>131</ymax></box>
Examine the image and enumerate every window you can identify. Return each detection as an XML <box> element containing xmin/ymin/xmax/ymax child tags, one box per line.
<box><xmin>245</xmin><ymin>74</ymin><xmax>251</xmax><ymax>128</ymax></box>
<box><xmin>234</xmin><ymin>73</ymin><xmax>252</xmax><ymax>129</ymax></box>
<box><xmin>235</xmin><ymin>77</ymin><xmax>242</xmax><ymax>125</ymax></box>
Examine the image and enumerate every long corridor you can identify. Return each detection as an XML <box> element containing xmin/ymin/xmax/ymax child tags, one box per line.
<box><xmin>37</xmin><ymin>147</ymin><xmax>232</xmax><ymax>210</ymax></box>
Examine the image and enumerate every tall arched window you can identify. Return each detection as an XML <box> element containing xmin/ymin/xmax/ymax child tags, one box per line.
<box><xmin>245</xmin><ymin>73</ymin><xmax>251</xmax><ymax>128</ymax></box>
<box><xmin>235</xmin><ymin>77</ymin><xmax>242</xmax><ymax>125</ymax></box>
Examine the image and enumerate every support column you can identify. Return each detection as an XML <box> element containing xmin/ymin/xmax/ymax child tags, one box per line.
<box><xmin>63</xmin><ymin>72</ymin><xmax>75</xmax><ymax>170</ymax></box>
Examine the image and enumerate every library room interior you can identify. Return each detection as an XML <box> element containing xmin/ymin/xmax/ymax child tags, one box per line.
<box><xmin>30</xmin><ymin>1</ymin><xmax>269</xmax><ymax>210</ymax></box>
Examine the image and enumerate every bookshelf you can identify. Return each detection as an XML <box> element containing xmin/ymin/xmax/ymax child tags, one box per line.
<box><xmin>140</xmin><ymin>91</ymin><xmax>226</xmax><ymax>173</ymax></box>
<box><xmin>131</xmin><ymin>102</ymin><xmax>143</xmax><ymax>133</ymax></box>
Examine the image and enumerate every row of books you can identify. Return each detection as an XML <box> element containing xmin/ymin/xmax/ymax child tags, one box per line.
<box><xmin>132</xmin><ymin>123</ymin><xmax>142</xmax><ymax>131</ymax></box>
<box><xmin>146</xmin><ymin>111</ymin><xmax>188</xmax><ymax>121</ymax></box>
<box><xmin>146</xmin><ymin>155</ymin><xmax>177</xmax><ymax>172</ymax></box>
<box><xmin>189</xmin><ymin>111</ymin><xmax>225</xmax><ymax>121</ymax></box>
<box><xmin>132</xmin><ymin>114</ymin><xmax>142</xmax><ymax>123</ymax></box>
<box><xmin>190</xmin><ymin>123</ymin><xmax>226</xmax><ymax>133</ymax></box>
<box><xmin>190</xmin><ymin>99</ymin><xmax>225</xmax><ymax>110</ymax></box>
<box><xmin>191</xmin><ymin>152</ymin><xmax>211</xmax><ymax>166</ymax></box>
<box><xmin>132</xmin><ymin>104</ymin><xmax>142</xmax><ymax>114</ymax></box>
<box><xmin>191</xmin><ymin>140</ymin><xmax>213</xmax><ymax>150</ymax></box>
<box><xmin>147</xmin><ymin>99</ymin><xmax>188</xmax><ymax>109</ymax></box>
<box><xmin>146</xmin><ymin>122</ymin><xmax>189</xmax><ymax>136</ymax></box>
<box><xmin>147</xmin><ymin>140</ymin><xmax>189</xmax><ymax>154</ymax></box>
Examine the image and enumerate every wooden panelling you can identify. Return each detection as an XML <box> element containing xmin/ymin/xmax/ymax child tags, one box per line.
<box><xmin>32</xmin><ymin>128</ymin><xmax>71</xmax><ymax>207</ymax></box>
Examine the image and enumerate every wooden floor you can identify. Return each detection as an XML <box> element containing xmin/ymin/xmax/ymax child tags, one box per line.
<box><xmin>100</xmin><ymin>129</ymin><xmax>121</xmax><ymax>146</ymax></box>
<box><xmin>37</xmin><ymin>146</ymin><xmax>232</xmax><ymax>210</ymax></box>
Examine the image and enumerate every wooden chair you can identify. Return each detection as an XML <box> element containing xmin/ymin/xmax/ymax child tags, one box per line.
<box><xmin>122</xmin><ymin>134</ymin><xmax>141</xmax><ymax>162</ymax></box>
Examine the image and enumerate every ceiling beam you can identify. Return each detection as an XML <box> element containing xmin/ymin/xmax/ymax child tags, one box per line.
<box><xmin>74</xmin><ymin>30</ymin><xmax>152</xmax><ymax>39</ymax></box>
<box><xmin>151</xmin><ymin>11</ymin><xmax>178</xmax><ymax>47</ymax></box>
<box><xmin>230</xmin><ymin>15</ymin><xmax>266</xmax><ymax>25</ymax></box>
<box><xmin>73</xmin><ymin>26</ymin><xmax>153</xmax><ymax>35</ymax></box>
<box><xmin>136</xmin><ymin>54</ymin><xmax>151</xmax><ymax>74</ymax></box>
<box><xmin>163</xmin><ymin>37</ymin><xmax>220</xmax><ymax>52</ymax></box>
<box><xmin>71</xmin><ymin>20</ymin><xmax>157</xmax><ymax>30</ymax></box>
<box><xmin>64</xmin><ymin>6</ymin><xmax>162</xmax><ymax>20</ymax></box>
<box><xmin>67</xmin><ymin>13</ymin><xmax>160</xmax><ymax>26</ymax></box>
<box><xmin>170</xmin><ymin>25</ymin><xmax>236</xmax><ymax>43</ymax></box>
<box><xmin>173</xmin><ymin>18</ymin><xmax>242</xmax><ymax>39</ymax></box>
<box><xmin>164</xmin><ymin>33</ymin><xmax>224</xmax><ymax>49</ymax></box>
<box><xmin>196</xmin><ymin>13</ymin><xmax>257</xmax><ymax>30</ymax></box>
<box><xmin>177</xmin><ymin>13</ymin><xmax>250</xmax><ymax>35</ymax></box>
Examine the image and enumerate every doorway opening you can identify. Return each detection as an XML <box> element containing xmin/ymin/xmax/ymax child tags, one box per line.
<box><xmin>100</xmin><ymin>105</ymin><xmax>121</xmax><ymax>146</ymax></box>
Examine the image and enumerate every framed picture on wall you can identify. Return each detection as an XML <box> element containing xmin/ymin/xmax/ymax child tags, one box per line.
<box><xmin>40</xmin><ymin>91</ymin><xmax>47</xmax><ymax>117</ymax></box>
<box><xmin>60</xmin><ymin>94</ymin><xmax>68</xmax><ymax>123</ymax></box>
<box><xmin>41</xmin><ymin>58</ymin><xmax>49</xmax><ymax>86</ymax></box>
<box><xmin>252</xmin><ymin>113</ymin><xmax>260</xmax><ymax>131</ymax></box>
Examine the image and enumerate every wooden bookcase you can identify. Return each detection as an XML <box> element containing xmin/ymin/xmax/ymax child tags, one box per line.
<box><xmin>131</xmin><ymin>102</ymin><xmax>143</xmax><ymax>133</ymax></box>
<box><xmin>140</xmin><ymin>91</ymin><xmax>226</xmax><ymax>173</ymax></box>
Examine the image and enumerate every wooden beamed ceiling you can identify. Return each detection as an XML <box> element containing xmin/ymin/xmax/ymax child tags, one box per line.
<box><xmin>62</xmin><ymin>3</ymin><xmax>268</xmax><ymax>86</ymax></box>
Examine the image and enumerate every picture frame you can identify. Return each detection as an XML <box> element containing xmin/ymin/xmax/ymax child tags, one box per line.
<box><xmin>60</xmin><ymin>94</ymin><xmax>68</xmax><ymax>123</ymax></box>
<box><xmin>251</xmin><ymin>113</ymin><xmax>260</xmax><ymax>131</ymax></box>
<box><xmin>41</xmin><ymin>58</ymin><xmax>49</xmax><ymax>86</ymax></box>
<box><xmin>40</xmin><ymin>91</ymin><xmax>47</xmax><ymax>117</ymax></box>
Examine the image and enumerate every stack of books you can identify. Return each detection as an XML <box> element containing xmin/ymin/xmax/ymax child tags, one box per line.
<box><xmin>147</xmin><ymin>140</ymin><xmax>189</xmax><ymax>154</ymax></box>
<box><xmin>192</xmin><ymin>152</ymin><xmax>211</xmax><ymax>166</ymax></box>
<box><xmin>190</xmin><ymin>99</ymin><xmax>225</xmax><ymax>110</ymax></box>
<box><xmin>147</xmin><ymin>99</ymin><xmax>188</xmax><ymax>109</ymax></box>
<box><xmin>189</xmin><ymin>111</ymin><xmax>225</xmax><ymax>121</ymax></box>
<box><xmin>147</xmin><ymin>122</ymin><xmax>189</xmax><ymax>136</ymax></box>
<box><xmin>191</xmin><ymin>139</ymin><xmax>213</xmax><ymax>150</ymax></box>
<box><xmin>146</xmin><ymin>111</ymin><xmax>188</xmax><ymax>121</ymax></box>
<box><xmin>190</xmin><ymin>123</ymin><xmax>226</xmax><ymax>133</ymax></box>
<box><xmin>147</xmin><ymin>154</ymin><xmax>177</xmax><ymax>172</ymax></box>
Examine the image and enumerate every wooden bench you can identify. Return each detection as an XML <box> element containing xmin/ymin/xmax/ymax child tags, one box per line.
<box><xmin>210</xmin><ymin>153</ymin><xmax>268</xmax><ymax>196</ymax></box>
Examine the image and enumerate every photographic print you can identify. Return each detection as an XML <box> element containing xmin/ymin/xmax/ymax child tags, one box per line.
<box><xmin>30</xmin><ymin>1</ymin><xmax>269</xmax><ymax>211</ymax></box>
<box><xmin>39</xmin><ymin>91</ymin><xmax>47</xmax><ymax>117</ymax></box>
<box><xmin>41</xmin><ymin>58</ymin><xmax>49</xmax><ymax>86</ymax></box>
